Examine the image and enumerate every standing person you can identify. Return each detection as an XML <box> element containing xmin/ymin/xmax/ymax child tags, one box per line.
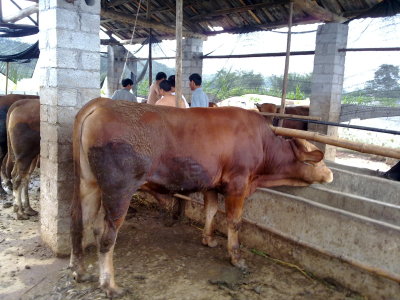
<box><xmin>155</xmin><ymin>80</ymin><xmax>185</xmax><ymax>108</ymax></box>
<box><xmin>189</xmin><ymin>73</ymin><xmax>209</xmax><ymax>107</ymax></box>
<box><xmin>111</xmin><ymin>78</ymin><xmax>137</xmax><ymax>102</ymax></box>
<box><xmin>147</xmin><ymin>72</ymin><xmax>167</xmax><ymax>105</ymax></box>
<box><xmin>168</xmin><ymin>75</ymin><xmax>189</xmax><ymax>108</ymax></box>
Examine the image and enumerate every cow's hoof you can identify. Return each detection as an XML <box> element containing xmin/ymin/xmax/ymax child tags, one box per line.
<box><xmin>72</xmin><ymin>271</ymin><xmax>96</xmax><ymax>283</ymax></box>
<box><xmin>102</xmin><ymin>285</ymin><xmax>126</xmax><ymax>299</ymax></box>
<box><xmin>202</xmin><ymin>236</ymin><xmax>218</xmax><ymax>248</ymax></box>
<box><xmin>231</xmin><ymin>258</ymin><xmax>248</xmax><ymax>272</ymax></box>
<box><xmin>13</xmin><ymin>205</ymin><xmax>19</xmax><ymax>213</ymax></box>
<box><xmin>2</xmin><ymin>202</ymin><xmax>12</xmax><ymax>208</ymax></box>
<box><xmin>16</xmin><ymin>213</ymin><xmax>29</xmax><ymax>220</ymax></box>
<box><xmin>24</xmin><ymin>207</ymin><xmax>38</xmax><ymax>216</ymax></box>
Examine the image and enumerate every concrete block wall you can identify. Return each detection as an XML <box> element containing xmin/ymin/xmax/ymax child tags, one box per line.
<box><xmin>39</xmin><ymin>0</ymin><xmax>100</xmax><ymax>256</ymax></box>
<box><xmin>182</xmin><ymin>38</ymin><xmax>203</xmax><ymax>103</ymax></box>
<box><xmin>310</xmin><ymin>23</ymin><xmax>348</xmax><ymax>160</ymax></box>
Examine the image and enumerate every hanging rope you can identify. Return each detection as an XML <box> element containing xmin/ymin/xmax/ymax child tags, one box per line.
<box><xmin>120</xmin><ymin>0</ymin><xmax>144</xmax><ymax>83</ymax></box>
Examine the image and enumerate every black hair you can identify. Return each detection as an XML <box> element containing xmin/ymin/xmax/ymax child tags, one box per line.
<box><xmin>121</xmin><ymin>78</ymin><xmax>133</xmax><ymax>87</ymax></box>
<box><xmin>156</xmin><ymin>72</ymin><xmax>167</xmax><ymax>81</ymax></box>
<box><xmin>168</xmin><ymin>75</ymin><xmax>175</xmax><ymax>87</ymax></box>
<box><xmin>159</xmin><ymin>79</ymin><xmax>172</xmax><ymax>92</ymax></box>
<box><xmin>189</xmin><ymin>73</ymin><xmax>202</xmax><ymax>86</ymax></box>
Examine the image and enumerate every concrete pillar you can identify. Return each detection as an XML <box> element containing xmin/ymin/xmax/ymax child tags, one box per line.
<box><xmin>310</xmin><ymin>23</ymin><xmax>348</xmax><ymax>160</ymax></box>
<box><xmin>182</xmin><ymin>38</ymin><xmax>203</xmax><ymax>103</ymax></box>
<box><xmin>106</xmin><ymin>45</ymin><xmax>126</xmax><ymax>98</ymax></box>
<box><xmin>39</xmin><ymin>0</ymin><xmax>100</xmax><ymax>256</ymax></box>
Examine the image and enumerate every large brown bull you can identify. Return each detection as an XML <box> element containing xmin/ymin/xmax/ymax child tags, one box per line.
<box><xmin>70</xmin><ymin>98</ymin><xmax>333</xmax><ymax>297</ymax></box>
<box><xmin>1</xmin><ymin>99</ymin><xmax>40</xmax><ymax>219</ymax></box>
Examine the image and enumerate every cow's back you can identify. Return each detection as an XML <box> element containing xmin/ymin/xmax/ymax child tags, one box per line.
<box><xmin>77</xmin><ymin>98</ymin><xmax>269</xmax><ymax>192</ymax></box>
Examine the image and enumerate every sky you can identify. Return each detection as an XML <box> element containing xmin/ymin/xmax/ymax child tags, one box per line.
<box><xmin>2</xmin><ymin>1</ymin><xmax>400</xmax><ymax>92</ymax></box>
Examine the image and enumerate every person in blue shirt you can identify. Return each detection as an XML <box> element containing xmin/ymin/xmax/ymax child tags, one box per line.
<box><xmin>189</xmin><ymin>73</ymin><xmax>209</xmax><ymax>107</ymax></box>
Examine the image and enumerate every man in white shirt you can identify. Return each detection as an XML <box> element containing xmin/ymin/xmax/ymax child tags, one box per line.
<box><xmin>111</xmin><ymin>78</ymin><xmax>137</xmax><ymax>102</ymax></box>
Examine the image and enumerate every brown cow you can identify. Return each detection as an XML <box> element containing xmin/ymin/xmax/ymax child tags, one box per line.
<box><xmin>70</xmin><ymin>98</ymin><xmax>333</xmax><ymax>297</ymax></box>
<box><xmin>1</xmin><ymin>99</ymin><xmax>40</xmax><ymax>219</ymax></box>
<box><xmin>0</xmin><ymin>94</ymin><xmax>39</xmax><ymax>201</ymax></box>
<box><xmin>256</xmin><ymin>103</ymin><xmax>309</xmax><ymax>130</ymax></box>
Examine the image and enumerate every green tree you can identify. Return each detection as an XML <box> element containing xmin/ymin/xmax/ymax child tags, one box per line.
<box><xmin>203</xmin><ymin>69</ymin><xmax>265</xmax><ymax>101</ymax></box>
<box><xmin>365</xmin><ymin>64</ymin><xmax>400</xmax><ymax>99</ymax></box>
<box><xmin>267</xmin><ymin>73</ymin><xmax>312</xmax><ymax>98</ymax></box>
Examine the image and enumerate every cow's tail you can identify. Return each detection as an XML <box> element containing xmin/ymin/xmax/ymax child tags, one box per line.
<box><xmin>70</xmin><ymin>97</ymin><xmax>105</xmax><ymax>275</ymax></box>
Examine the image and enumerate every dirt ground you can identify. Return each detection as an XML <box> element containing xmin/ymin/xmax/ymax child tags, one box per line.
<box><xmin>0</xmin><ymin>168</ymin><xmax>371</xmax><ymax>300</ymax></box>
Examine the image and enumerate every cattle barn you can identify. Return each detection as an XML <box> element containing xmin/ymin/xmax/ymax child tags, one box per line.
<box><xmin>1</xmin><ymin>0</ymin><xmax>400</xmax><ymax>299</ymax></box>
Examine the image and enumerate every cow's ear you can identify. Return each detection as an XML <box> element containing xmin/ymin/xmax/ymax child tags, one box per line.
<box><xmin>290</xmin><ymin>139</ymin><xmax>324</xmax><ymax>163</ymax></box>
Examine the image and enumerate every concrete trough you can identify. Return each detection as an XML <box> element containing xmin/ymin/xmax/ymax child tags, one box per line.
<box><xmin>183</xmin><ymin>164</ymin><xmax>400</xmax><ymax>299</ymax></box>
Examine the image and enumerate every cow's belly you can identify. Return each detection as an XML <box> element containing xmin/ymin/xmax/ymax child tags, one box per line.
<box><xmin>148</xmin><ymin>156</ymin><xmax>216</xmax><ymax>192</ymax></box>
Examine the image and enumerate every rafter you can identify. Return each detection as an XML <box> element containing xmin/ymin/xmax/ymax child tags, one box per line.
<box><xmin>3</xmin><ymin>3</ymin><xmax>38</xmax><ymax>23</ymax></box>
<box><xmin>293</xmin><ymin>0</ymin><xmax>347</xmax><ymax>23</ymax></box>
<box><xmin>190</xmin><ymin>1</ymin><xmax>288</xmax><ymax>21</ymax></box>
<box><xmin>101</xmin><ymin>8</ymin><xmax>207</xmax><ymax>39</ymax></box>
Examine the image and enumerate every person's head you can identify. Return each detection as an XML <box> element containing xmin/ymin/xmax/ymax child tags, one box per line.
<box><xmin>121</xmin><ymin>78</ymin><xmax>133</xmax><ymax>89</ymax></box>
<box><xmin>156</xmin><ymin>72</ymin><xmax>167</xmax><ymax>82</ymax></box>
<box><xmin>168</xmin><ymin>75</ymin><xmax>176</xmax><ymax>92</ymax></box>
<box><xmin>159</xmin><ymin>79</ymin><xmax>172</xmax><ymax>95</ymax></box>
<box><xmin>189</xmin><ymin>73</ymin><xmax>202</xmax><ymax>91</ymax></box>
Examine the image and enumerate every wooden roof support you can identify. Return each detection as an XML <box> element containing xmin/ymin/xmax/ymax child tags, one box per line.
<box><xmin>190</xmin><ymin>1</ymin><xmax>287</xmax><ymax>21</ymax></box>
<box><xmin>175</xmin><ymin>0</ymin><xmax>183</xmax><ymax>108</ymax></box>
<box><xmin>3</xmin><ymin>3</ymin><xmax>38</xmax><ymax>23</ymax></box>
<box><xmin>101</xmin><ymin>8</ymin><xmax>207</xmax><ymax>40</ymax></box>
<box><xmin>293</xmin><ymin>0</ymin><xmax>347</xmax><ymax>22</ymax></box>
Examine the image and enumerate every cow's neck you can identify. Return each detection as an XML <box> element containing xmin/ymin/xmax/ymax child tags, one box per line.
<box><xmin>262</xmin><ymin>134</ymin><xmax>296</xmax><ymax>175</ymax></box>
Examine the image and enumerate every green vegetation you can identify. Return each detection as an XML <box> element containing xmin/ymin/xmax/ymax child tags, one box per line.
<box><xmin>342</xmin><ymin>64</ymin><xmax>400</xmax><ymax>107</ymax></box>
<box><xmin>203</xmin><ymin>69</ymin><xmax>312</xmax><ymax>102</ymax></box>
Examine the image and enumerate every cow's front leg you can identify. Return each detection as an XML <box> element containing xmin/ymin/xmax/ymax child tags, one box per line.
<box><xmin>225</xmin><ymin>193</ymin><xmax>247</xmax><ymax>270</ymax></box>
<box><xmin>202</xmin><ymin>190</ymin><xmax>219</xmax><ymax>247</ymax></box>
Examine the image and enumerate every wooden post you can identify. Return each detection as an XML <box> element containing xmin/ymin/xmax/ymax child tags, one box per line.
<box><xmin>278</xmin><ymin>1</ymin><xmax>293</xmax><ymax>127</ymax></box>
<box><xmin>175</xmin><ymin>0</ymin><xmax>183</xmax><ymax>107</ymax></box>
<box><xmin>5</xmin><ymin>61</ymin><xmax>9</xmax><ymax>95</ymax></box>
<box><xmin>147</xmin><ymin>0</ymin><xmax>152</xmax><ymax>87</ymax></box>
<box><xmin>148</xmin><ymin>29</ymin><xmax>153</xmax><ymax>87</ymax></box>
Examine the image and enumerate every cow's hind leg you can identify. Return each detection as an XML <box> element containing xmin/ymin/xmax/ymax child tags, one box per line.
<box><xmin>89</xmin><ymin>142</ymin><xmax>147</xmax><ymax>298</ymax></box>
<box><xmin>21</xmin><ymin>156</ymin><xmax>39</xmax><ymax>216</ymax></box>
<box><xmin>202</xmin><ymin>190</ymin><xmax>219</xmax><ymax>247</ymax></box>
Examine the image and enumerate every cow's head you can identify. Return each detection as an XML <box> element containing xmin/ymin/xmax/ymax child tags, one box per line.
<box><xmin>289</xmin><ymin>138</ymin><xmax>333</xmax><ymax>185</ymax></box>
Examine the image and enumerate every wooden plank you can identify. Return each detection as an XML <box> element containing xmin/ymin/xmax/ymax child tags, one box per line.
<box><xmin>293</xmin><ymin>0</ymin><xmax>347</xmax><ymax>22</ymax></box>
<box><xmin>190</xmin><ymin>1</ymin><xmax>287</xmax><ymax>21</ymax></box>
<box><xmin>271</xmin><ymin>126</ymin><xmax>400</xmax><ymax>159</ymax></box>
<box><xmin>259</xmin><ymin>112</ymin><xmax>321</xmax><ymax>121</ymax></box>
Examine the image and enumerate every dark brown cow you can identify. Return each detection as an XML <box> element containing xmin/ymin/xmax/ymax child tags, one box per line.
<box><xmin>1</xmin><ymin>99</ymin><xmax>40</xmax><ymax>219</ymax></box>
<box><xmin>0</xmin><ymin>94</ymin><xmax>39</xmax><ymax>199</ymax></box>
<box><xmin>70</xmin><ymin>97</ymin><xmax>333</xmax><ymax>297</ymax></box>
<box><xmin>256</xmin><ymin>103</ymin><xmax>309</xmax><ymax>130</ymax></box>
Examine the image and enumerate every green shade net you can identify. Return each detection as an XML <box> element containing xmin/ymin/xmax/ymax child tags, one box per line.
<box><xmin>0</xmin><ymin>38</ymin><xmax>39</xmax><ymax>83</ymax></box>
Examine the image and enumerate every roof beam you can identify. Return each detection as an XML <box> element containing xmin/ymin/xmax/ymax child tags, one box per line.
<box><xmin>293</xmin><ymin>0</ymin><xmax>347</xmax><ymax>22</ymax></box>
<box><xmin>101</xmin><ymin>8</ymin><xmax>207</xmax><ymax>40</ymax></box>
<box><xmin>3</xmin><ymin>3</ymin><xmax>38</xmax><ymax>23</ymax></box>
<box><xmin>190</xmin><ymin>1</ymin><xmax>288</xmax><ymax>21</ymax></box>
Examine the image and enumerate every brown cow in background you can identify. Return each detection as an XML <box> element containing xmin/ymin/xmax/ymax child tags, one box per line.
<box><xmin>70</xmin><ymin>98</ymin><xmax>333</xmax><ymax>297</ymax></box>
<box><xmin>1</xmin><ymin>99</ymin><xmax>40</xmax><ymax>219</ymax></box>
<box><xmin>0</xmin><ymin>94</ymin><xmax>39</xmax><ymax>200</ymax></box>
<box><xmin>256</xmin><ymin>102</ymin><xmax>309</xmax><ymax>130</ymax></box>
